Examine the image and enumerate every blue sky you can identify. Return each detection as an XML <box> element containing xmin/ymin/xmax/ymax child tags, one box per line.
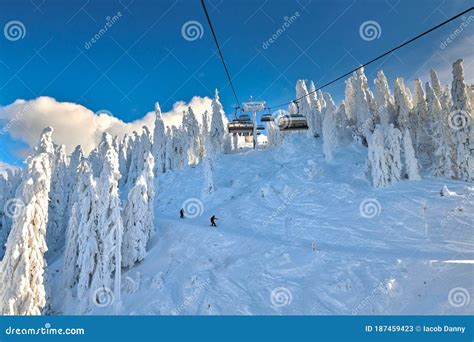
<box><xmin>0</xmin><ymin>0</ymin><xmax>472</xmax><ymax>166</ymax></box>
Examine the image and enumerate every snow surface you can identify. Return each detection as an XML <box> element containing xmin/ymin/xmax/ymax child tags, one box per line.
<box><xmin>48</xmin><ymin>135</ymin><xmax>473</xmax><ymax>315</ymax></box>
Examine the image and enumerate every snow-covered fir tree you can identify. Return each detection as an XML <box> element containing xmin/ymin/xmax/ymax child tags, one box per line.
<box><xmin>46</xmin><ymin>144</ymin><xmax>69</xmax><ymax>255</ymax></box>
<box><xmin>152</xmin><ymin>103</ymin><xmax>167</xmax><ymax>175</ymax></box>
<box><xmin>430</xmin><ymin>69</ymin><xmax>443</xmax><ymax>103</ymax></box>
<box><xmin>90</xmin><ymin>133</ymin><xmax>124</xmax><ymax>313</ymax></box>
<box><xmin>322</xmin><ymin>92</ymin><xmax>338</xmax><ymax>161</ymax></box>
<box><xmin>182</xmin><ymin>107</ymin><xmax>200</xmax><ymax>165</ymax></box>
<box><xmin>74</xmin><ymin>164</ymin><xmax>100</xmax><ymax>314</ymax></box>
<box><xmin>394</xmin><ymin>77</ymin><xmax>413</xmax><ymax>131</ymax></box>
<box><xmin>296</xmin><ymin>80</ymin><xmax>316</xmax><ymax>138</ymax></box>
<box><xmin>368</xmin><ymin>125</ymin><xmax>389</xmax><ymax>187</ymax></box>
<box><xmin>426</xmin><ymin>82</ymin><xmax>455</xmax><ymax>178</ymax></box>
<box><xmin>411</xmin><ymin>79</ymin><xmax>431</xmax><ymax>160</ymax></box>
<box><xmin>450</xmin><ymin>59</ymin><xmax>473</xmax><ymax>181</ymax></box>
<box><xmin>0</xmin><ymin>128</ymin><xmax>53</xmax><ymax>315</ymax></box>
<box><xmin>402</xmin><ymin>128</ymin><xmax>421</xmax><ymax>181</ymax></box>
<box><xmin>0</xmin><ymin>169</ymin><xmax>22</xmax><ymax>259</ymax></box>
<box><xmin>202</xmin><ymin>111</ymin><xmax>215</xmax><ymax>197</ymax></box>
<box><xmin>384</xmin><ymin>124</ymin><xmax>403</xmax><ymax>184</ymax></box>
<box><xmin>126</xmin><ymin>128</ymin><xmax>152</xmax><ymax>193</ymax></box>
<box><xmin>122</xmin><ymin>152</ymin><xmax>155</xmax><ymax>268</ymax></box>
<box><xmin>209</xmin><ymin>89</ymin><xmax>226</xmax><ymax>155</ymax></box>
<box><xmin>118</xmin><ymin>135</ymin><xmax>131</xmax><ymax>189</ymax></box>
<box><xmin>350</xmin><ymin>68</ymin><xmax>375</xmax><ymax>143</ymax></box>
<box><xmin>308</xmin><ymin>80</ymin><xmax>323</xmax><ymax>137</ymax></box>
<box><xmin>374</xmin><ymin>70</ymin><xmax>395</xmax><ymax>126</ymax></box>
<box><xmin>367</xmin><ymin>124</ymin><xmax>403</xmax><ymax>187</ymax></box>
<box><xmin>63</xmin><ymin>159</ymin><xmax>96</xmax><ymax>291</ymax></box>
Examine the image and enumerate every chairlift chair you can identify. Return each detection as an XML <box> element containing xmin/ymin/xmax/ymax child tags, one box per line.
<box><xmin>261</xmin><ymin>107</ymin><xmax>273</xmax><ymax>122</ymax></box>
<box><xmin>277</xmin><ymin>100</ymin><xmax>309</xmax><ymax>131</ymax></box>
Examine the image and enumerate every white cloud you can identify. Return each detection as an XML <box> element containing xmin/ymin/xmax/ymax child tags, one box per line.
<box><xmin>0</xmin><ymin>96</ymin><xmax>216</xmax><ymax>156</ymax></box>
<box><xmin>0</xmin><ymin>161</ymin><xmax>16</xmax><ymax>178</ymax></box>
<box><xmin>411</xmin><ymin>35</ymin><xmax>474</xmax><ymax>87</ymax></box>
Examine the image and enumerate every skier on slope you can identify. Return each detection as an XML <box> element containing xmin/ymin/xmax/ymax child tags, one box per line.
<box><xmin>180</xmin><ymin>208</ymin><xmax>185</xmax><ymax>219</ymax></box>
<box><xmin>210</xmin><ymin>215</ymin><xmax>218</xmax><ymax>227</ymax></box>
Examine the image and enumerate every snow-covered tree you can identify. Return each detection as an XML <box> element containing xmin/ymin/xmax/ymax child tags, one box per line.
<box><xmin>394</xmin><ymin>77</ymin><xmax>413</xmax><ymax>131</ymax></box>
<box><xmin>402</xmin><ymin>128</ymin><xmax>421</xmax><ymax>181</ymax></box>
<box><xmin>118</xmin><ymin>135</ymin><xmax>131</xmax><ymax>189</ymax></box>
<box><xmin>411</xmin><ymin>79</ymin><xmax>430</xmax><ymax>158</ymax></box>
<box><xmin>322</xmin><ymin>92</ymin><xmax>338</xmax><ymax>161</ymax></box>
<box><xmin>171</xmin><ymin>125</ymin><xmax>186</xmax><ymax>170</ymax></box>
<box><xmin>209</xmin><ymin>89</ymin><xmax>226</xmax><ymax>155</ymax></box>
<box><xmin>153</xmin><ymin>103</ymin><xmax>167</xmax><ymax>175</ymax></box>
<box><xmin>164</xmin><ymin>127</ymin><xmax>173</xmax><ymax>171</ymax></box>
<box><xmin>202</xmin><ymin>111</ymin><xmax>215</xmax><ymax>197</ymax></box>
<box><xmin>46</xmin><ymin>144</ymin><xmax>69</xmax><ymax>255</ymax></box>
<box><xmin>296</xmin><ymin>80</ymin><xmax>316</xmax><ymax>138</ymax></box>
<box><xmin>384</xmin><ymin>124</ymin><xmax>402</xmax><ymax>184</ymax></box>
<box><xmin>450</xmin><ymin>59</ymin><xmax>473</xmax><ymax>181</ymax></box>
<box><xmin>430</xmin><ymin>69</ymin><xmax>443</xmax><ymax>104</ymax></box>
<box><xmin>126</xmin><ymin>127</ymin><xmax>153</xmax><ymax>193</ymax></box>
<box><xmin>374</xmin><ymin>70</ymin><xmax>395</xmax><ymax>126</ymax></box>
<box><xmin>368</xmin><ymin>124</ymin><xmax>403</xmax><ymax>187</ymax></box>
<box><xmin>74</xmin><ymin>167</ymin><xmax>100</xmax><ymax>314</ymax></box>
<box><xmin>0</xmin><ymin>169</ymin><xmax>22</xmax><ymax>259</ymax></box>
<box><xmin>349</xmin><ymin>68</ymin><xmax>375</xmax><ymax>143</ymax></box>
<box><xmin>308</xmin><ymin>80</ymin><xmax>323</xmax><ymax>137</ymax></box>
<box><xmin>0</xmin><ymin>127</ymin><xmax>53</xmax><ymax>315</ymax></box>
<box><xmin>426</xmin><ymin>82</ymin><xmax>455</xmax><ymax>178</ymax></box>
<box><xmin>122</xmin><ymin>153</ymin><xmax>155</xmax><ymax>268</ymax></box>
<box><xmin>182</xmin><ymin>107</ymin><xmax>200</xmax><ymax>165</ymax></box>
<box><xmin>67</xmin><ymin>146</ymin><xmax>84</xmax><ymax>203</ymax></box>
<box><xmin>267</xmin><ymin>120</ymin><xmax>282</xmax><ymax>147</ymax></box>
<box><xmin>368</xmin><ymin>125</ymin><xmax>389</xmax><ymax>187</ymax></box>
<box><xmin>90</xmin><ymin>133</ymin><xmax>124</xmax><ymax>313</ymax></box>
<box><xmin>63</xmin><ymin>159</ymin><xmax>97</xmax><ymax>291</ymax></box>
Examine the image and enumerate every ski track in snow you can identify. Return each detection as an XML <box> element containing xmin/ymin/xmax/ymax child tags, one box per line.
<box><xmin>48</xmin><ymin>135</ymin><xmax>473</xmax><ymax>315</ymax></box>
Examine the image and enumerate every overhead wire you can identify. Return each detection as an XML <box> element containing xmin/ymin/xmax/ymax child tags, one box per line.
<box><xmin>269</xmin><ymin>6</ymin><xmax>473</xmax><ymax>110</ymax></box>
<box><xmin>200</xmin><ymin>0</ymin><xmax>242</xmax><ymax>109</ymax></box>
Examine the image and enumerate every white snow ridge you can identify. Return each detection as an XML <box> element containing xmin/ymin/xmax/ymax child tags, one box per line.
<box><xmin>0</xmin><ymin>62</ymin><xmax>473</xmax><ymax>316</ymax></box>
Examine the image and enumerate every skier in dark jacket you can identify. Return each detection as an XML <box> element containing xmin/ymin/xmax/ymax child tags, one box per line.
<box><xmin>210</xmin><ymin>215</ymin><xmax>218</xmax><ymax>227</ymax></box>
<box><xmin>180</xmin><ymin>208</ymin><xmax>185</xmax><ymax>219</ymax></box>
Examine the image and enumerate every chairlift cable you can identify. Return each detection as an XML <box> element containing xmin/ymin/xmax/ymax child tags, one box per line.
<box><xmin>200</xmin><ymin>0</ymin><xmax>242</xmax><ymax>109</ymax></box>
<box><xmin>270</xmin><ymin>6</ymin><xmax>473</xmax><ymax>110</ymax></box>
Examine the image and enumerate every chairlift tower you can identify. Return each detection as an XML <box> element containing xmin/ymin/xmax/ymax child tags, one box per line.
<box><xmin>242</xmin><ymin>97</ymin><xmax>266</xmax><ymax>149</ymax></box>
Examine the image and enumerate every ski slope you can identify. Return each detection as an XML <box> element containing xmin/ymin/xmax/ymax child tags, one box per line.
<box><xmin>50</xmin><ymin>135</ymin><xmax>473</xmax><ymax>315</ymax></box>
